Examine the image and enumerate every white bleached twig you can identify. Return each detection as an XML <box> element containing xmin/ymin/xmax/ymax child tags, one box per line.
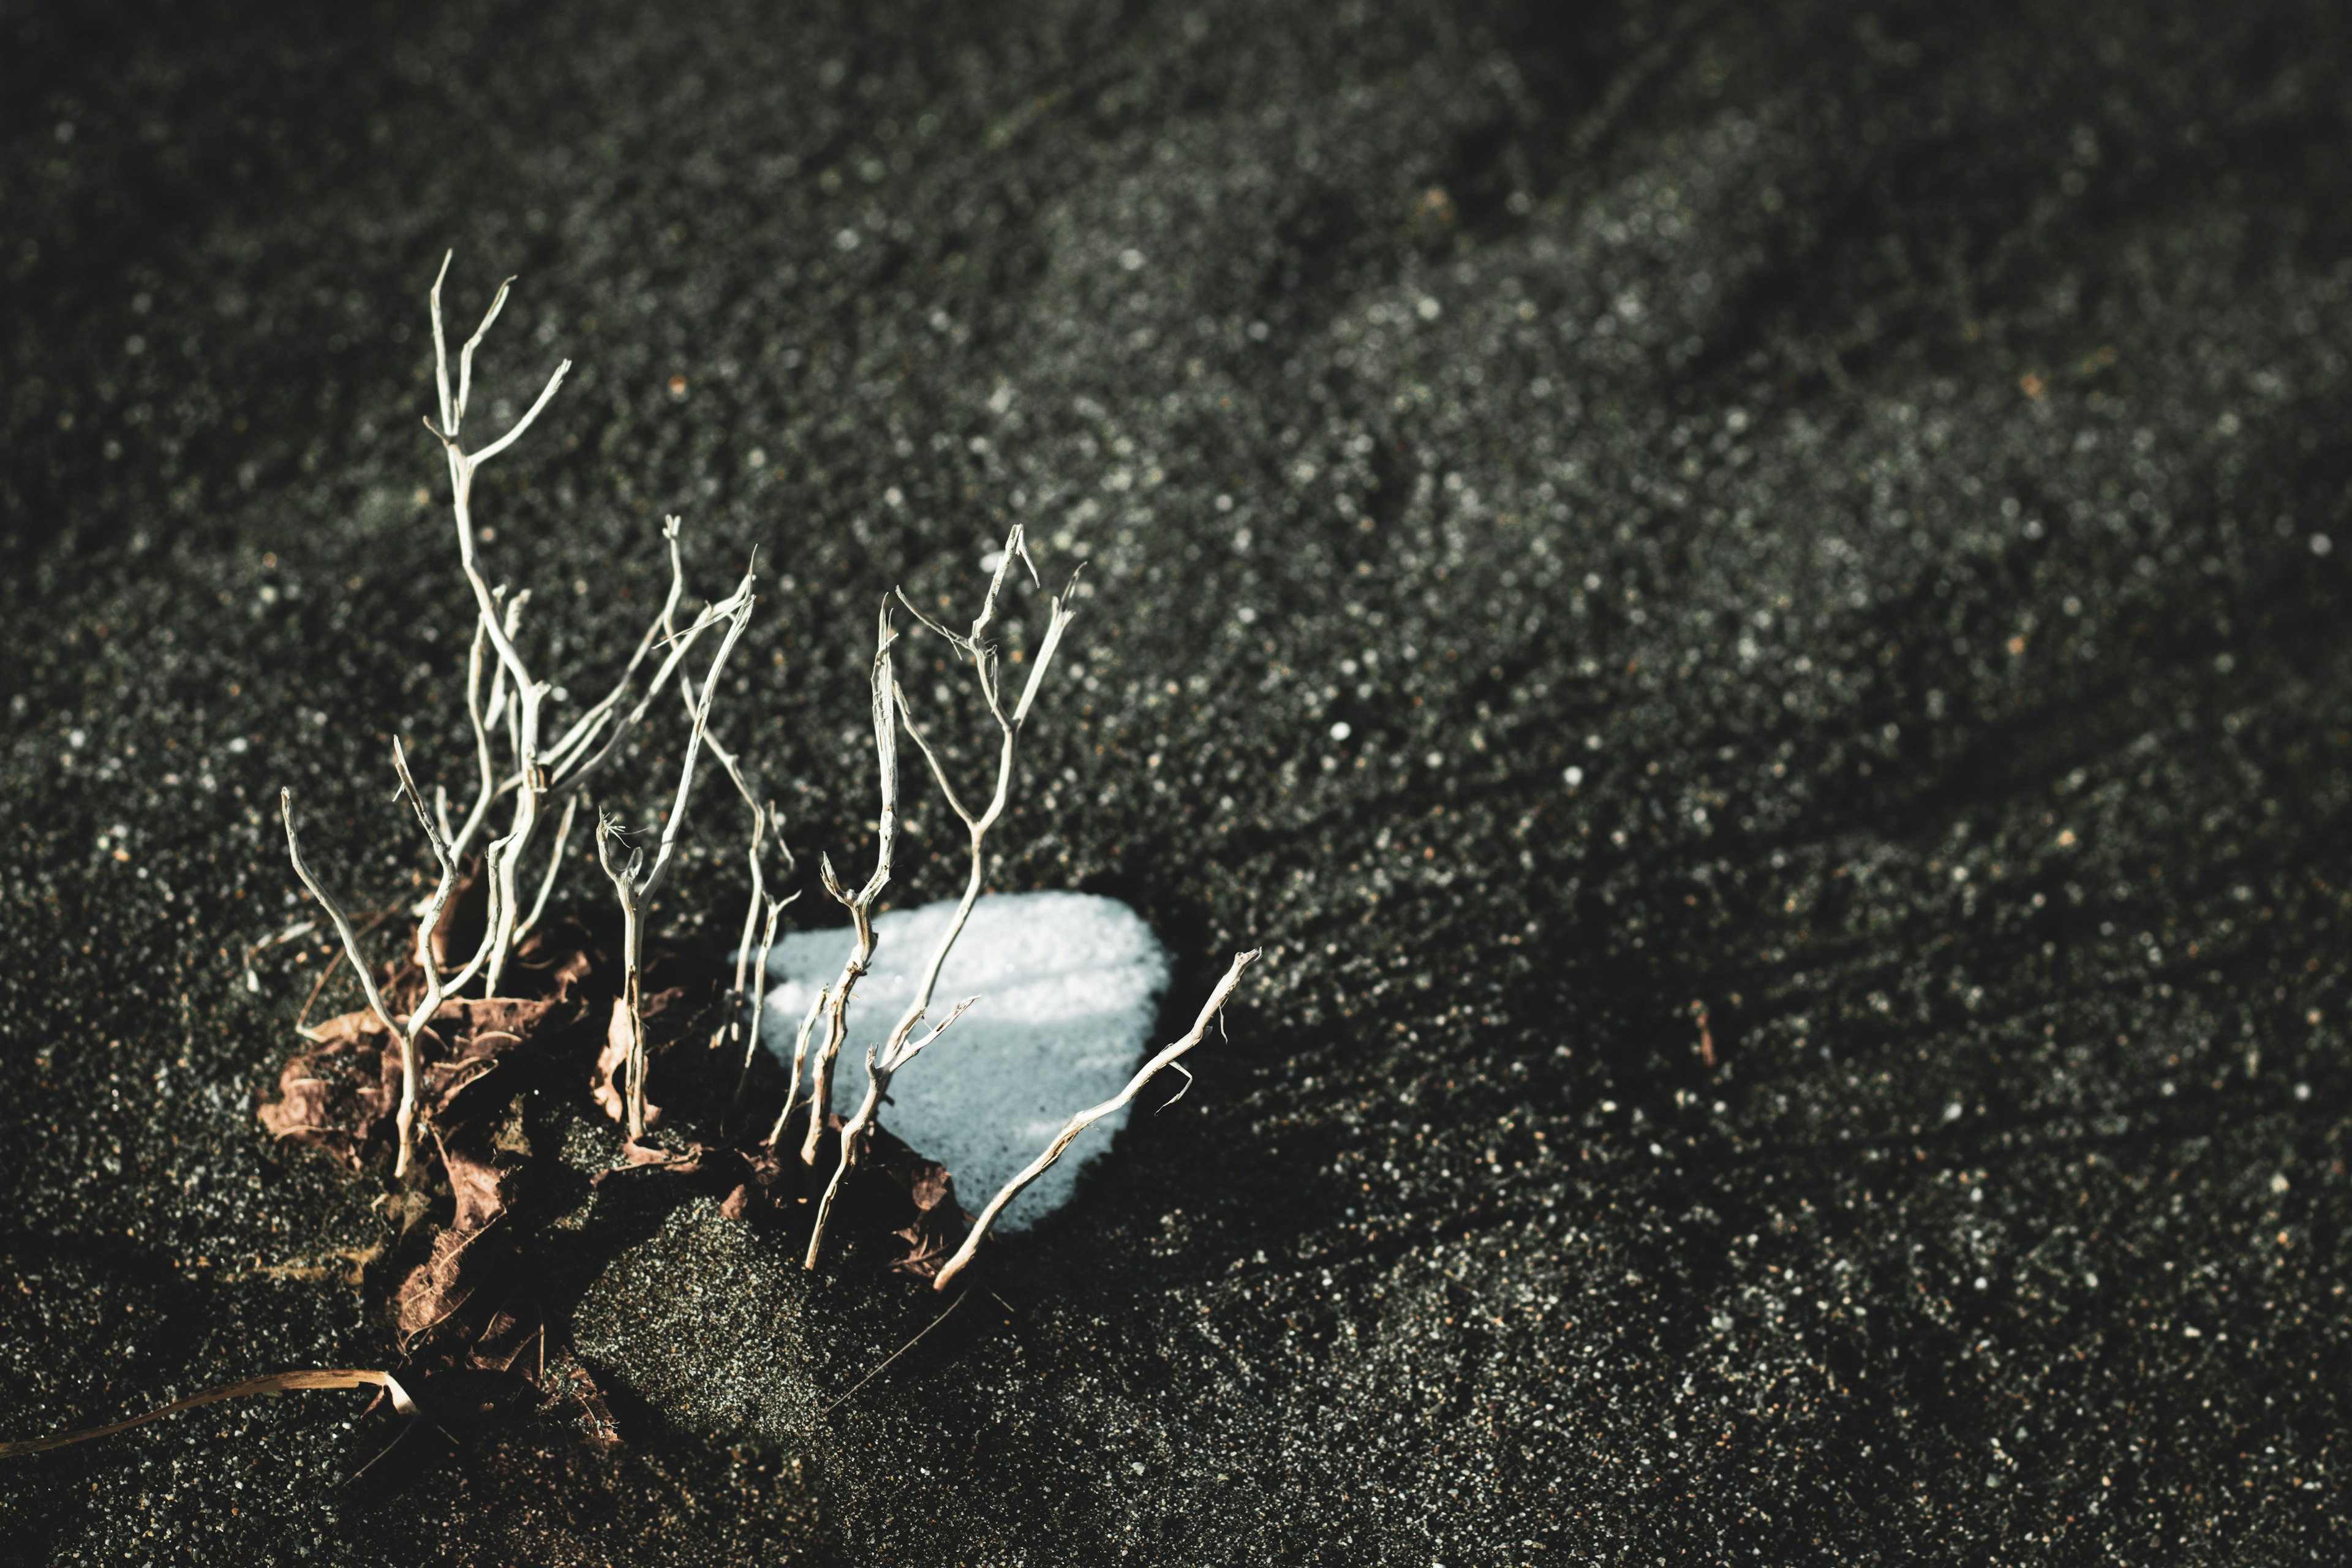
<box><xmin>931</xmin><ymin>949</ymin><xmax>1261</xmax><ymax>1291</ymax></box>
<box><xmin>729</xmin><ymin>891</ymin><xmax>794</xmax><ymax>1123</ymax></box>
<box><xmin>778</xmin><ymin>601</ymin><xmax>902</xmax><ymax>1161</ymax></box>
<box><xmin>388</xmin><ymin>738</ymin><xmax>462</xmax><ymax>1179</ymax></box>
<box><xmin>801</xmin><ymin>525</ymin><xmax>1079</xmax><ymax>1269</ymax></box>
<box><xmin>595</xmin><ymin>573</ymin><xmax>757</xmax><ymax>1137</ymax></box>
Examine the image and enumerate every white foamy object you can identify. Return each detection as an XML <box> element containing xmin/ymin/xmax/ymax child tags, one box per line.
<box><xmin>758</xmin><ymin>891</ymin><xmax>1170</xmax><ymax>1230</ymax></box>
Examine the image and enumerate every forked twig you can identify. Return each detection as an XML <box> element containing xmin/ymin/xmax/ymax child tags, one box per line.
<box><xmin>731</xmin><ymin>891</ymin><xmax>793</xmax><ymax>1121</ymax></box>
<box><xmin>804</xmin><ymin>526</ymin><xmax>1079</xmax><ymax>1268</ymax></box>
<box><xmin>423</xmin><ymin>255</ymin><xmax>570</xmax><ymax>997</ymax></box>
<box><xmin>595</xmin><ymin>573</ymin><xmax>758</xmax><ymax>1136</ymax></box>
<box><xmin>388</xmin><ymin>737</ymin><xmax>462</xmax><ymax>1178</ymax></box>
<box><xmin>777</xmin><ymin>601</ymin><xmax>903</xmax><ymax>1161</ymax></box>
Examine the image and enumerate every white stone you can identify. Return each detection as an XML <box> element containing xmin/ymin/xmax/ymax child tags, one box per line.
<box><xmin>759</xmin><ymin>891</ymin><xmax>1169</xmax><ymax>1231</ymax></box>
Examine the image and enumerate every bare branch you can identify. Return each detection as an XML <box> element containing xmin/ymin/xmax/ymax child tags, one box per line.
<box><xmin>890</xmin><ymin>994</ymin><xmax>979</xmax><ymax>1071</ymax></box>
<box><xmin>510</xmin><ymin>790</ymin><xmax>579</xmax><ymax>952</ymax></box>
<box><xmin>932</xmin><ymin>949</ymin><xmax>1261</xmax><ymax>1291</ymax></box>
<box><xmin>597</xmin><ymin>577</ymin><xmax>758</xmax><ymax>1135</ymax></box>
<box><xmin>1012</xmin><ymin>570</ymin><xmax>1082</xmax><ymax>728</ymax></box>
<box><xmin>713</xmin><ymin>802</ymin><xmax>771</xmax><ymax>1062</ymax></box>
<box><xmin>802</xmin><ymin>541</ymin><xmax>1071</xmax><ymax>1268</ymax></box>
<box><xmin>445</xmin><ymin>595</ymin><xmax>518</xmax><ymax>867</ymax></box>
<box><xmin>892</xmin><ymin>680</ymin><xmax>974</xmax><ymax>826</ymax></box>
<box><xmin>280</xmin><ymin>789</ymin><xmax>407</xmax><ymax>1173</ymax></box>
<box><xmin>765</xmin><ymin>979</ymin><xmax>827</xmax><ymax>1145</ymax></box>
<box><xmin>428</xmin><ymin>251</ymin><xmax>454</xmax><ymax>436</ymax></box>
<box><xmin>890</xmin><ymin>584</ymin><xmax>966</xmax><ymax>650</ymax></box>
<box><xmin>278</xmin><ymin>790</ymin><xmax>401</xmax><ymax>1034</ymax></box>
<box><xmin>539</xmin><ymin>516</ymin><xmax>693</xmax><ymax>778</ymax></box>
<box><xmin>732</xmin><ymin>890</ymin><xmax>796</xmax><ymax>1121</ymax></box>
<box><xmin>390</xmin><ymin>738</ymin><xmax>461</xmax><ymax>1180</ymax></box>
<box><xmin>543</xmin><ymin>587</ymin><xmax>747</xmax><ymax>797</ymax></box>
<box><xmin>793</xmin><ymin>601</ymin><xmax>901</xmax><ymax>1164</ymax></box>
<box><xmin>802</xmin><ymin>990</ymin><xmax>980</xmax><ymax>1270</ymax></box>
<box><xmin>454</xmin><ymin>276</ymin><xmax>516</xmax><ymax>436</ymax></box>
<box><xmin>638</xmin><ymin>571</ymin><xmax>756</xmax><ymax>902</ymax></box>
<box><xmin>970</xmin><ymin>522</ymin><xmax>1029</xmax><ymax>647</ymax></box>
<box><xmin>467</xmin><ymin>357</ymin><xmax>572</xmax><ymax>469</ymax></box>
<box><xmin>594</xmin><ymin>812</ymin><xmax>652</xmax><ymax>1137</ymax></box>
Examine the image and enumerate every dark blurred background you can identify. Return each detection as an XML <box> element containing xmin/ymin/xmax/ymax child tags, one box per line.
<box><xmin>4</xmin><ymin>2</ymin><xmax>2350</xmax><ymax>1562</ymax></box>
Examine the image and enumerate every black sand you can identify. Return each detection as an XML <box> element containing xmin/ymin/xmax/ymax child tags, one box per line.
<box><xmin>5</xmin><ymin>1</ymin><xmax>2350</xmax><ymax>1561</ymax></box>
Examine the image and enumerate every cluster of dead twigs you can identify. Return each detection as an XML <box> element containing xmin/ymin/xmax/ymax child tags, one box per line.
<box><xmin>251</xmin><ymin>256</ymin><xmax>1259</xmax><ymax>1409</ymax></box>
<box><xmin>4</xmin><ymin>255</ymin><xmax>1260</xmax><ymax>1468</ymax></box>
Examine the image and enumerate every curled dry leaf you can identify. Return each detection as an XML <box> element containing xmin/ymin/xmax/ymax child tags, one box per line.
<box><xmin>586</xmin><ymin>951</ymin><xmax>729</xmax><ymax>1129</ymax></box>
<box><xmin>867</xmin><ymin>1123</ymin><xmax>971</xmax><ymax>1279</ymax></box>
<box><xmin>396</xmin><ymin>1107</ymin><xmax>529</xmax><ymax>1352</ymax></box>
<box><xmin>708</xmin><ymin>1115</ymin><xmax>971</xmax><ymax>1277</ymax></box>
<box><xmin>258</xmin><ymin>993</ymin><xmax>587</xmax><ymax>1169</ymax></box>
<box><xmin>257</xmin><ymin>1007</ymin><xmax>409</xmax><ymax>1169</ymax></box>
<box><xmin>259</xmin><ymin>914</ymin><xmax>598</xmax><ymax>1170</ymax></box>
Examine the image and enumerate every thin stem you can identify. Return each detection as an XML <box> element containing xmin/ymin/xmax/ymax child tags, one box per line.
<box><xmin>802</xmin><ymin>529</ymin><xmax>1078</xmax><ymax>1268</ymax></box>
<box><xmin>540</xmin><ymin>516</ymin><xmax>692</xmax><ymax>780</ymax></box>
<box><xmin>732</xmin><ymin>892</ymin><xmax>793</xmax><ymax>1121</ymax></box>
<box><xmin>390</xmin><ymin>739</ymin><xmax>461</xmax><ymax>1180</ymax></box>
<box><xmin>593</xmin><ymin>578</ymin><xmax>757</xmax><ymax>1135</ymax></box>
<box><xmin>0</xmin><ymin>1370</ymin><xmax>409</xmax><ymax>1459</ymax></box>
<box><xmin>424</xmin><ymin>258</ymin><xmax>576</xmax><ymax>997</ymax></box>
<box><xmin>446</xmin><ymin>595</ymin><xmax>518</xmax><ymax>867</ymax></box>
<box><xmin>279</xmin><ymin>790</ymin><xmax>408</xmax><ymax>1173</ymax></box>
<box><xmin>794</xmin><ymin>601</ymin><xmax>901</xmax><ymax>1163</ymax></box>
<box><xmin>511</xmin><ymin>790</ymin><xmax>579</xmax><ymax>953</ymax></box>
<box><xmin>594</xmin><ymin>815</ymin><xmax>649</xmax><ymax>1137</ymax></box>
<box><xmin>764</xmin><ymin>979</ymin><xmax>828</xmax><ymax>1145</ymax></box>
<box><xmin>802</xmin><ymin>997</ymin><xmax>977</xmax><ymax>1270</ymax></box>
<box><xmin>454</xmin><ymin>276</ymin><xmax>517</xmax><ymax>439</ymax></box>
<box><xmin>543</xmin><ymin>590</ymin><xmax>745</xmax><ymax>797</ymax></box>
<box><xmin>714</xmin><ymin>805</ymin><xmax>767</xmax><ymax>1057</ymax></box>
<box><xmin>931</xmin><ymin>949</ymin><xmax>1261</xmax><ymax>1291</ymax></box>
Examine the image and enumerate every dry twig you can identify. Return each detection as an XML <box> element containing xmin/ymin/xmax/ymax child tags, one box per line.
<box><xmin>775</xmin><ymin>601</ymin><xmax>903</xmax><ymax>1161</ymax></box>
<box><xmin>0</xmin><ymin>1370</ymin><xmax>413</xmax><ymax>1458</ymax></box>
<box><xmin>802</xmin><ymin>525</ymin><xmax>1079</xmax><ymax>1268</ymax></box>
<box><xmin>595</xmin><ymin>573</ymin><xmax>758</xmax><ymax>1136</ymax></box>
<box><xmin>932</xmin><ymin>948</ymin><xmax>1261</xmax><ymax>1291</ymax></box>
<box><xmin>388</xmin><ymin>738</ymin><xmax>462</xmax><ymax>1177</ymax></box>
<box><xmin>279</xmin><ymin>789</ymin><xmax>418</xmax><ymax>1174</ymax></box>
